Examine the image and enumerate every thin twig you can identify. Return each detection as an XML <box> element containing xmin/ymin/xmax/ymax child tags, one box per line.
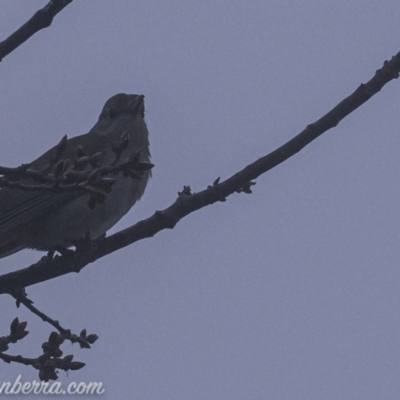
<box><xmin>13</xmin><ymin>294</ymin><xmax>68</xmax><ymax>335</ymax></box>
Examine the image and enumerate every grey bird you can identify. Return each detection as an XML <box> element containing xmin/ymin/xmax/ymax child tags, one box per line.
<box><xmin>0</xmin><ymin>93</ymin><xmax>151</xmax><ymax>258</ymax></box>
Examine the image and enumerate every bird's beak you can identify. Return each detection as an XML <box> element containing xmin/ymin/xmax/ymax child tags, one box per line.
<box><xmin>129</xmin><ymin>95</ymin><xmax>145</xmax><ymax>118</ymax></box>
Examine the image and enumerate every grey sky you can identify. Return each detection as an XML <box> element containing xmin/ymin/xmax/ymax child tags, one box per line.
<box><xmin>1</xmin><ymin>1</ymin><xmax>400</xmax><ymax>399</ymax></box>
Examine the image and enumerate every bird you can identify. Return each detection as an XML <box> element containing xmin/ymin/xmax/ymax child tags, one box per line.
<box><xmin>0</xmin><ymin>93</ymin><xmax>151</xmax><ymax>258</ymax></box>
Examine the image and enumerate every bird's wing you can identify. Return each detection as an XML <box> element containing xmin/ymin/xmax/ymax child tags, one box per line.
<box><xmin>0</xmin><ymin>188</ymin><xmax>74</xmax><ymax>236</ymax></box>
<box><xmin>0</xmin><ymin>240</ymin><xmax>24</xmax><ymax>258</ymax></box>
<box><xmin>0</xmin><ymin>132</ymin><xmax>109</xmax><ymax>237</ymax></box>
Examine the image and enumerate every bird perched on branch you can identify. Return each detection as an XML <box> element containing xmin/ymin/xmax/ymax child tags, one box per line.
<box><xmin>0</xmin><ymin>93</ymin><xmax>152</xmax><ymax>258</ymax></box>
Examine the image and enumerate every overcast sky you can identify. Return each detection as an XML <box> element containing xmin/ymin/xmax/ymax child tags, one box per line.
<box><xmin>1</xmin><ymin>1</ymin><xmax>400</xmax><ymax>399</ymax></box>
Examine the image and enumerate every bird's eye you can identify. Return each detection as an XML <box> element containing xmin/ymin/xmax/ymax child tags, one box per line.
<box><xmin>107</xmin><ymin>109</ymin><xmax>118</xmax><ymax>119</ymax></box>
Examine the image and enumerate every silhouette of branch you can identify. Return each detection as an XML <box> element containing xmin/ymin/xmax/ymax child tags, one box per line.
<box><xmin>0</xmin><ymin>51</ymin><xmax>399</xmax><ymax>292</ymax></box>
<box><xmin>0</xmin><ymin>0</ymin><xmax>73</xmax><ymax>62</ymax></box>
<box><xmin>0</xmin><ymin>293</ymin><xmax>98</xmax><ymax>381</ymax></box>
<box><xmin>0</xmin><ymin>132</ymin><xmax>154</xmax><ymax>209</ymax></box>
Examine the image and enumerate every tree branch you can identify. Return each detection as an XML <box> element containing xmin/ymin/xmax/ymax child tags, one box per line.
<box><xmin>0</xmin><ymin>51</ymin><xmax>399</xmax><ymax>291</ymax></box>
<box><xmin>0</xmin><ymin>0</ymin><xmax>73</xmax><ymax>62</ymax></box>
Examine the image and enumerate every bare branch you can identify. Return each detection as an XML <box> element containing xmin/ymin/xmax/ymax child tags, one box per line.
<box><xmin>0</xmin><ymin>134</ymin><xmax>154</xmax><ymax>210</ymax></box>
<box><xmin>0</xmin><ymin>295</ymin><xmax>97</xmax><ymax>381</ymax></box>
<box><xmin>0</xmin><ymin>0</ymin><xmax>73</xmax><ymax>62</ymax></box>
<box><xmin>0</xmin><ymin>51</ymin><xmax>399</xmax><ymax>291</ymax></box>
